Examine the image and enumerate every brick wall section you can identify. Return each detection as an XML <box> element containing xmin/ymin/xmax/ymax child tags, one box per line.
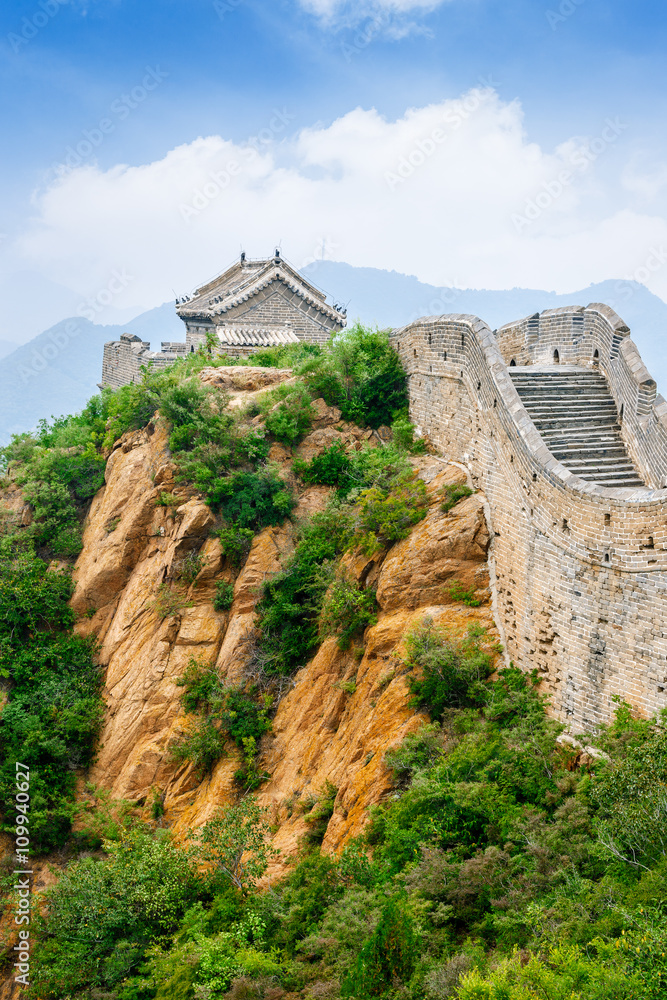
<box><xmin>100</xmin><ymin>335</ymin><xmax>188</xmax><ymax>389</ymax></box>
<box><xmin>391</xmin><ymin>308</ymin><xmax>667</xmax><ymax>731</ymax></box>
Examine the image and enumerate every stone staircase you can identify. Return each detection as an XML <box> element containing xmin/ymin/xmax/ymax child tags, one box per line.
<box><xmin>509</xmin><ymin>365</ymin><xmax>645</xmax><ymax>488</ymax></box>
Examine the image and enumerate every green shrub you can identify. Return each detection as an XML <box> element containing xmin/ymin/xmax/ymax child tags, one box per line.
<box><xmin>148</xmin><ymin>583</ymin><xmax>193</xmax><ymax>620</ymax></box>
<box><xmin>351</xmin><ymin>478</ymin><xmax>429</xmax><ymax>556</ymax></box>
<box><xmin>196</xmin><ymin>797</ymin><xmax>277</xmax><ymax>892</ymax></box>
<box><xmin>441</xmin><ymin>482</ymin><xmax>475</xmax><ymax>513</ymax></box>
<box><xmin>220</xmin><ymin>688</ymin><xmax>273</xmax><ymax>750</ymax></box>
<box><xmin>169</xmin><ymin>717</ymin><xmax>227</xmax><ymax>778</ymax></box>
<box><xmin>155</xmin><ymin>491</ymin><xmax>183</xmax><ymax>508</ymax></box>
<box><xmin>303</xmin><ymin>781</ymin><xmax>338</xmax><ymax>846</ymax></box>
<box><xmin>22</xmin><ymin>479</ymin><xmax>80</xmax><ymax>553</ymax></box>
<box><xmin>217</xmin><ymin>525</ymin><xmax>255</xmax><ymax>567</ymax></box>
<box><xmin>244</xmin><ymin>341</ymin><xmax>322</xmax><ymax>370</ymax></box>
<box><xmin>255</xmin><ymin>506</ymin><xmax>352</xmax><ymax>675</ymax></box>
<box><xmin>0</xmin><ymin>547</ymin><xmax>75</xmax><ymax>673</ymax></box>
<box><xmin>591</xmin><ymin>730</ymin><xmax>667</xmax><ymax>870</ymax></box>
<box><xmin>261</xmin><ymin>385</ymin><xmax>315</xmax><ymax>445</ymax></box>
<box><xmin>174</xmin><ymin>660</ymin><xmax>272</xmax><ymax>789</ymax></box>
<box><xmin>457</xmin><ymin>943</ymin><xmax>645</xmax><ymax>1000</ymax></box>
<box><xmin>391</xmin><ymin>413</ymin><xmax>426</xmax><ymax>453</ymax></box>
<box><xmin>0</xmin><ymin>546</ymin><xmax>103</xmax><ymax>852</ymax></box>
<box><xmin>101</xmin><ymin>371</ymin><xmax>163</xmax><ymax>448</ymax></box>
<box><xmin>176</xmin><ymin>658</ymin><xmax>220</xmax><ymax>713</ymax></box>
<box><xmin>304</xmin><ymin>325</ymin><xmax>407</xmax><ymax>429</ymax></box>
<box><xmin>177</xmin><ymin>550</ymin><xmax>205</xmax><ymax>584</ymax></box>
<box><xmin>319</xmin><ymin>578</ymin><xmax>378</xmax><ymax>649</ymax></box>
<box><xmin>293</xmin><ymin>441</ymin><xmax>353</xmax><ymax>487</ymax></box>
<box><xmin>343</xmin><ymin>897</ymin><xmax>418</xmax><ymax>998</ymax></box>
<box><xmin>384</xmin><ymin>724</ymin><xmax>445</xmax><ymax>784</ymax></box>
<box><xmin>406</xmin><ymin>618</ymin><xmax>497</xmax><ymax>719</ymax></box>
<box><xmin>209</xmin><ymin>469</ymin><xmax>295</xmax><ymax>530</ymax></box>
<box><xmin>214</xmin><ymin>579</ymin><xmax>235</xmax><ymax>611</ymax></box>
<box><xmin>30</xmin><ymin>829</ymin><xmax>200</xmax><ymax>998</ymax></box>
<box><xmin>448</xmin><ymin>579</ymin><xmax>481</xmax><ymax>607</ymax></box>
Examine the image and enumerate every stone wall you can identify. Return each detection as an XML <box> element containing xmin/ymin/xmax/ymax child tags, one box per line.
<box><xmin>391</xmin><ymin>307</ymin><xmax>667</xmax><ymax>731</ymax></box>
<box><xmin>101</xmin><ymin>335</ymin><xmax>188</xmax><ymax>389</ymax></box>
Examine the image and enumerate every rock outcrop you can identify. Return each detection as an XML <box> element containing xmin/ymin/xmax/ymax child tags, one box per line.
<box><xmin>66</xmin><ymin>403</ymin><xmax>496</xmax><ymax>869</ymax></box>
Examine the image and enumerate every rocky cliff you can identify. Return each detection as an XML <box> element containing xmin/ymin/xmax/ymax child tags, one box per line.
<box><xmin>67</xmin><ymin>367</ymin><xmax>497</xmax><ymax>871</ymax></box>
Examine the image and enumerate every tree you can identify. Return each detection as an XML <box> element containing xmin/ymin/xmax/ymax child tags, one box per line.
<box><xmin>196</xmin><ymin>797</ymin><xmax>277</xmax><ymax>892</ymax></box>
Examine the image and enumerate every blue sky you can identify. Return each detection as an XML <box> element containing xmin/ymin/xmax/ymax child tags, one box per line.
<box><xmin>1</xmin><ymin>0</ymin><xmax>667</xmax><ymax>342</ymax></box>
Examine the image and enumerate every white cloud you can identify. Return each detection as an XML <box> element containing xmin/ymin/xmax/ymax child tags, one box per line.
<box><xmin>297</xmin><ymin>0</ymin><xmax>449</xmax><ymax>33</ymax></box>
<box><xmin>12</xmin><ymin>89</ymin><xmax>667</xmax><ymax>326</ymax></box>
<box><xmin>300</xmin><ymin>0</ymin><xmax>446</xmax><ymax>17</ymax></box>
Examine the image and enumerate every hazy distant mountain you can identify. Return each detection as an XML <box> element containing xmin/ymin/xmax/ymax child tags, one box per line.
<box><xmin>0</xmin><ymin>303</ymin><xmax>183</xmax><ymax>445</ymax></box>
<box><xmin>1</xmin><ymin>265</ymin><xmax>666</xmax><ymax>446</ymax></box>
<box><xmin>305</xmin><ymin>261</ymin><xmax>667</xmax><ymax>393</ymax></box>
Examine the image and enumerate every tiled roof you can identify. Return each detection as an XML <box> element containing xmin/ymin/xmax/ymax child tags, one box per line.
<box><xmin>216</xmin><ymin>326</ymin><xmax>300</xmax><ymax>347</ymax></box>
<box><xmin>176</xmin><ymin>257</ymin><xmax>345</xmax><ymax>326</ymax></box>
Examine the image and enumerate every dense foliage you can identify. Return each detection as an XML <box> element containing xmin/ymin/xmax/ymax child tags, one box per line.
<box><xmin>303</xmin><ymin>324</ymin><xmax>407</xmax><ymax>428</ymax></box>
<box><xmin>0</xmin><ymin>545</ymin><xmax>102</xmax><ymax>850</ymax></box>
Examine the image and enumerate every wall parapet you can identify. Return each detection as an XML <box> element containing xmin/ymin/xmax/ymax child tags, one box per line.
<box><xmin>391</xmin><ymin>307</ymin><xmax>667</xmax><ymax>729</ymax></box>
<box><xmin>100</xmin><ymin>334</ymin><xmax>189</xmax><ymax>389</ymax></box>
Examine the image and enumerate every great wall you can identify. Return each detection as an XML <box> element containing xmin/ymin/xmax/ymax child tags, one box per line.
<box><xmin>393</xmin><ymin>304</ymin><xmax>667</xmax><ymax>730</ymax></box>
<box><xmin>102</xmin><ymin>255</ymin><xmax>667</xmax><ymax>731</ymax></box>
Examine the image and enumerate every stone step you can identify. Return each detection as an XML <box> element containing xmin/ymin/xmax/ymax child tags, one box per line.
<box><xmin>532</xmin><ymin>417</ymin><xmax>619</xmax><ymax>430</ymax></box>
<box><xmin>508</xmin><ymin>367</ymin><xmax>645</xmax><ymax>487</ymax></box>
<box><xmin>541</xmin><ymin>431</ymin><xmax>625</xmax><ymax>446</ymax></box>
<box><xmin>515</xmin><ymin>392</ymin><xmax>616</xmax><ymax>404</ymax></box>
<box><xmin>511</xmin><ymin>379</ymin><xmax>609</xmax><ymax>389</ymax></box>
<box><xmin>565</xmin><ymin>459</ymin><xmax>638</xmax><ymax>473</ymax></box>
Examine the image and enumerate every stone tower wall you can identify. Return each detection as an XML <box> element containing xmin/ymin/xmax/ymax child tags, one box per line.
<box><xmin>185</xmin><ymin>286</ymin><xmax>342</xmax><ymax>350</ymax></box>
<box><xmin>391</xmin><ymin>306</ymin><xmax>667</xmax><ymax>731</ymax></box>
<box><xmin>101</xmin><ymin>336</ymin><xmax>188</xmax><ymax>389</ymax></box>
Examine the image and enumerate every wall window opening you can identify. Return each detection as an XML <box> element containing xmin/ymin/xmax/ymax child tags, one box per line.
<box><xmin>553</xmin><ymin>349</ymin><xmax>560</xmax><ymax>364</ymax></box>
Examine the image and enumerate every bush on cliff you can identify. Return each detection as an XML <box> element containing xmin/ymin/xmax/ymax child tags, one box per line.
<box><xmin>170</xmin><ymin>659</ymin><xmax>273</xmax><ymax>788</ymax></box>
<box><xmin>255</xmin><ymin>446</ymin><xmax>429</xmax><ymax>675</ymax></box>
<box><xmin>302</xmin><ymin>324</ymin><xmax>407</xmax><ymax>428</ymax></box>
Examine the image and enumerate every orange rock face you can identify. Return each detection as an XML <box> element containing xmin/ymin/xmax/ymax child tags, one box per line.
<box><xmin>59</xmin><ymin>401</ymin><xmax>497</xmax><ymax>866</ymax></box>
